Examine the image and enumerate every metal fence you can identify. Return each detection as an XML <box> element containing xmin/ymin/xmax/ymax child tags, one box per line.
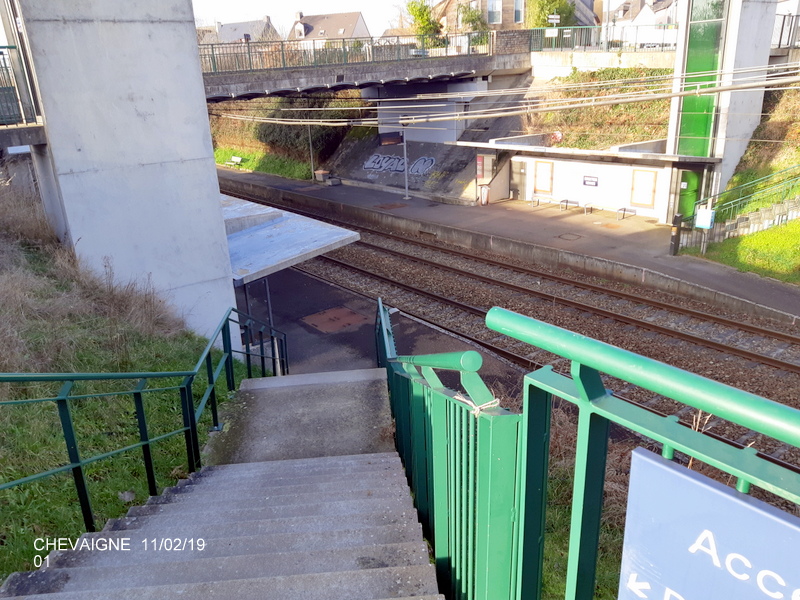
<box><xmin>529</xmin><ymin>24</ymin><xmax>678</xmax><ymax>52</ymax></box>
<box><xmin>199</xmin><ymin>32</ymin><xmax>492</xmax><ymax>74</ymax></box>
<box><xmin>378</xmin><ymin>299</ymin><xmax>800</xmax><ymax>600</ymax></box>
<box><xmin>681</xmin><ymin>165</ymin><xmax>800</xmax><ymax>248</ymax></box>
<box><xmin>0</xmin><ymin>46</ymin><xmax>38</xmax><ymax>126</ymax></box>
<box><xmin>773</xmin><ymin>13</ymin><xmax>800</xmax><ymax>49</ymax></box>
<box><xmin>0</xmin><ymin>308</ymin><xmax>286</xmax><ymax>532</ymax></box>
<box><xmin>376</xmin><ymin>299</ymin><xmax>529</xmax><ymax>600</ymax></box>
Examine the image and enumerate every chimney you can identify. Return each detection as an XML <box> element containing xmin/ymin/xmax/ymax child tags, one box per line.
<box><xmin>295</xmin><ymin>12</ymin><xmax>303</xmax><ymax>21</ymax></box>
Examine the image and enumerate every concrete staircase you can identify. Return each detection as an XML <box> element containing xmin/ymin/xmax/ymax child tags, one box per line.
<box><xmin>1</xmin><ymin>370</ymin><xmax>443</xmax><ymax>599</ymax></box>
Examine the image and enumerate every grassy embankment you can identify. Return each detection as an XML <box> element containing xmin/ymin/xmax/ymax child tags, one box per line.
<box><xmin>682</xmin><ymin>88</ymin><xmax>800</xmax><ymax>284</ymax></box>
<box><xmin>0</xmin><ymin>189</ymin><xmax>245</xmax><ymax>581</ymax></box>
<box><xmin>525</xmin><ymin>67</ymin><xmax>673</xmax><ymax>150</ymax></box>
<box><xmin>209</xmin><ymin>92</ymin><xmax>374</xmax><ymax>180</ymax></box>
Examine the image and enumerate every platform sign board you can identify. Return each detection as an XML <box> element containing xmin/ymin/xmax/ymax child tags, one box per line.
<box><xmin>695</xmin><ymin>207</ymin><xmax>715</xmax><ymax>229</ymax></box>
<box><xmin>545</xmin><ymin>28</ymin><xmax>559</xmax><ymax>38</ymax></box>
<box><xmin>548</xmin><ymin>14</ymin><xmax>561</xmax><ymax>24</ymax></box>
<box><xmin>619</xmin><ymin>449</ymin><xmax>800</xmax><ymax>600</ymax></box>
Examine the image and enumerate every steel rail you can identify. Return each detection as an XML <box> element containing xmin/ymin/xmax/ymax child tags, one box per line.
<box><xmin>225</xmin><ymin>190</ymin><xmax>799</xmax><ymax>345</ymax></box>
<box><xmin>329</xmin><ymin>244</ymin><xmax>800</xmax><ymax>374</ymax></box>
<box><xmin>300</xmin><ymin>261</ymin><xmax>800</xmax><ymax>477</ymax></box>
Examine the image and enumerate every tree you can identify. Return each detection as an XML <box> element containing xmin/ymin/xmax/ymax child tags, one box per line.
<box><xmin>406</xmin><ymin>0</ymin><xmax>443</xmax><ymax>37</ymax></box>
<box><xmin>458</xmin><ymin>4</ymin><xmax>489</xmax><ymax>34</ymax></box>
<box><xmin>525</xmin><ymin>0</ymin><xmax>577</xmax><ymax>28</ymax></box>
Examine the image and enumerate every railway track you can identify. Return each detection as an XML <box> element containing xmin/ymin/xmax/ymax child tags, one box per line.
<box><xmin>227</xmin><ymin>191</ymin><xmax>800</xmax><ymax>471</ymax></box>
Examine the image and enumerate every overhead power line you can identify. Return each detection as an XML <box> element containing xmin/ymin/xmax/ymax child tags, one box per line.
<box><xmin>212</xmin><ymin>73</ymin><xmax>800</xmax><ymax>128</ymax></box>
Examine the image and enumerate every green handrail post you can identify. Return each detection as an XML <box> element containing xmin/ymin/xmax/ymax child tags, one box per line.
<box><xmin>516</xmin><ymin>377</ymin><xmax>552</xmax><ymax>600</ymax></box>
<box><xmin>564</xmin><ymin>363</ymin><xmax>610</xmax><ymax>600</ymax></box>
<box><xmin>204</xmin><ymin>352</ymin><xmax>223</xmax><ymax>432</ymax></box>
<box><xmin>246</xmin><ymin>38</ymin><xmax>253</xmax><ymax>70</ymax></box>
<box><xmin>133</xmin><ymin>379</ymin><xmax>158</xmax><ymax>497</ymax></box>
<box><xmin>184</xmin><ymin>376</ymin><xmax>202</xmax><ymax>472</ymax></box>
<box><xmin>179</xmin><ymin>381</ymin><xmax>198</xmax><ymax>473</ymax></box>
<box><xmin>222</xmin><ymin>318</ymin><xmax>236</xmax><ymax>391</ymax></box>
<box><xmin>210</xmin><ymin>44</ymin><xmax>217</xmax><ymax>72</ymax></box>
<box><xmin>56</xmin><ymin>381</ymin><xmax>96</xmax><ymax>532</ymax></box>
<box><xmin>281</xmin><ymin>41</ymin><xmax>287</xmax><ymax>69</ymax></box>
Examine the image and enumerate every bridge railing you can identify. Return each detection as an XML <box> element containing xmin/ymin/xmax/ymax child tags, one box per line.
<box><xmin>773</xmin><ymin>13</ymin><xmax>800</xmax><ymax>49</ymax></box>
<box><xmin>199</xmin><ymin>32</ymin><xmax>492</xmax><ymax>75</ymax></box>
<box><xmin>529</xmin><ymin>24</ymin><xmax>678</xmax><ymax>52</ymax></box>
<box><xmin>0</xmin><ymin>46</ymin><xmax>39</xmax><ymax>126</ymax></box>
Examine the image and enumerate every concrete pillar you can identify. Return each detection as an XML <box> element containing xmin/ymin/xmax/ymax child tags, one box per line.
<box><xmin>714</xmin><ymin>0</ymin><xmax>778</xmax><ymax>189</ymax></box>
<box><xmin>14</xmin><ymin>0</ymin><xmax>236</xmax><ymax>339</ymax></box>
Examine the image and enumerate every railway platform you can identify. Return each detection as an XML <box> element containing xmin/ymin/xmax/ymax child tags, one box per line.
<box><xmin>218</xmin><ymin>168</ymin><xmax>800</xmax><ymax>322</ymax></box>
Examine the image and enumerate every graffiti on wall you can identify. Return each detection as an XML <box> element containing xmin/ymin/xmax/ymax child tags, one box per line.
<box><xmin>363</xmin><ymin>154</ymin><xmax>436</xmax><ymax>175</ymax></box>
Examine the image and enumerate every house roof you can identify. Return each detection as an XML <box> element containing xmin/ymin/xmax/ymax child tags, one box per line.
<box><xmin>198</xmin><ymin>17</ymin><xmax>279</xmax><ymax>44</ymax></box>
<box><xmin>287</xmin><ymin>12</ymin><xmax>368</xmax><ymax>41</ymax></box>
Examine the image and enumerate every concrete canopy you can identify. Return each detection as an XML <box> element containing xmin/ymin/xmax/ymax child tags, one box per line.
<box><xmin>221</xmin><ymin>195</ymin><xmax>359</xmax><ymax>285</ymax></box>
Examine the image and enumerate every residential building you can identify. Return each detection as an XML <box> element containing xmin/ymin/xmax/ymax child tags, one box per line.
<box><xmin>197</xmin><ymin>16</ymin><xmax>280</xmax><ymax>44</ymax></box>
<box><xmin>432</xmin><ymin>0</ymin><xmax>596</xmax><ymax>31</ymax></box>
<box><xmin>286</xmin><ymin>12</ymin><xmax>371</xmax><ymax>42</ymax></box>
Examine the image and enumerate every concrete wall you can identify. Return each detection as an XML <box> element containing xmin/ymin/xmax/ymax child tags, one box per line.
<box><xmin>531</xmin><ymin>50</ymin><xmax>675</xmax><ymax>80</ymax></box>
<box><xmin>510</xmin><ymin>155</ymin><xmax>674</xmax><ymax>222</ymax></box>
<box><xmin>714</xmin><ymin>0</ymin><xmax>778</xmax><ymax>190</ymax></box>
<box><xmin>16</xmin><ymin>0</ymin><xmax>236</xmax><ymax>338</ymax></box>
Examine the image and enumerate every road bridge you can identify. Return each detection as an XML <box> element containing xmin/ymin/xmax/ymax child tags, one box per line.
<box><xmin>204</xmin><ymin>52</ymin><xmax>533</xmax><ymax>101</ymax></box>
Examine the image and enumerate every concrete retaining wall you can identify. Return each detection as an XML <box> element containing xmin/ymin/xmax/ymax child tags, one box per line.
<box><xmin>219</xmin><ymin>176</ymin><xmax>797</xmax><ymax>324</ymax></box>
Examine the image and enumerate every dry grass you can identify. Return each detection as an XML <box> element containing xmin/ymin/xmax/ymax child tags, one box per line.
<box><xmin>0</xmin><ymin>185</ymin><xmax>185</xmax><ymax>378</ymax></box>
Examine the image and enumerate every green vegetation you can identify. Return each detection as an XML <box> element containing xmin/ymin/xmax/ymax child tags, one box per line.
<box><xmin>458</xmin><ymin>4</ymin><xmax>489</xmax><ymax>44</ymax></box>
<box><xmin>214</xmin><ymin>146</ymin><xmax>312</xmax><ymax>180</ymax></box>
<box><xmin>0</xmin><ymin>189</ymin><xmax>246</xmax><ymax>581</ymax></box>
<box><xmin>406</xmin><ymin>0</ymin><xmax>443</xmax><ymax>37</ymax></box>
<box><xmin>526</xmin><ymin>67</ymin><xmax>672</xmax><ymax>150</ymax></box>
<box><xmin>682</xmin><ymin>220</ymin><xmax>800</xmax><ymax>285</ymax></box>
<box><xmin>525</xmin><ymin>0</ymin><xmax>577</xmax><ymax>28</ymax></box>
<box><xmin>208</xmin><ymin>92</ymin><xmax>370</xmax><ymax>177</ymax></box>
<box><xmin>728</xmin><ymin>88</ymin><xmax>800</xmax><ymax>189</ymax></box>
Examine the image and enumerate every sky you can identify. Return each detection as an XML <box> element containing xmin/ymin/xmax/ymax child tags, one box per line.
<box><xmin>191</xmin><ymin>0</ymin><xmax>407</xmax><ymax>37</ymax></box>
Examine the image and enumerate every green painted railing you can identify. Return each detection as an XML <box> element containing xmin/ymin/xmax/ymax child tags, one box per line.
<box><xmin>692</xmin><ymin>164</ymin><xmax>800</xmax><ymax>222</ymax></box>
<box><xmin>485</xmin><ymin>306</ymin><xmax>800</xmax><ymax>600</ymax></box>
<box><xmin>379</xmin><ymin>299</ymin><xmax>800</xmax><ymax>600</ymax></box>
<box><xmin>0</xmin><ymin>308</ymin><xmax>286</xmax><ymax>533</ymax></box>
<box><xmin>376</xmin><ymin>299</ymin><xmax>531</xmax><ymax>600</ymax></box>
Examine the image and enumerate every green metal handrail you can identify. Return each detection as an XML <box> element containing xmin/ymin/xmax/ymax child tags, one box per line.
<box><xmin>485</xmin><ymin>306</ymin><xmax>800</xmax><ymax>600</ymax></box>
<box><xmin>377</xmin><ymin>299</ymin><xmax>528</xmax><ymax>600</ymax></box>
<box><xmin>0</xmin><ymin>307</ymin><xmax>286</xmax><ymax>532</ymax></box>
<box><xmin>691</xmin><ymin>164</ymin><xmax>800</xmax><ymax>220</ymax></box>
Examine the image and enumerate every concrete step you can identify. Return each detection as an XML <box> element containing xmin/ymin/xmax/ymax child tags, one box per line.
<box><xmin>143</xmin><ymin>482</ymin><xmax>410</xmax><ymax>510</ymax></box>
<box><xmin>184</xmin><ymin>467</ymin><xmax>407</xmax><ymax>490</ymax></box>
<box><xmin>207</xmin><ymin>369</ymin><xmax>394</xmax><ymax>463</ymax></box>
<box><xmin>163</xmin><ymin>470</ymin><xmax>408</xmax><ymax>499</ymax></box>
<box><xmin>44</xmin><ymin>522</ymin><xmax>424</xmax><ymax>569</ymax></box>
<box><xmin>205</xmin><ymin>451</ymin><xmax>399</xmax><ymax>469</ymax></box>
<box><xmin>123</xmin><ymin>495</ymin><xmax>413</xmax><ymax>523</ymax></box>
<box><xmin>0</xmin><ymin>565</ymin><xmax>439</xmax><ymax>600</ymax></box>
<box><xmin>103</xmin><ymin>509</ymin><xmax>418</xmax><ymax>537</ymax></box>
<box><xmin>192</xmin><ymin>459</ymin><xmax>402</xmax><ymax>481</ymax></box>
<box><xmin>1</xmin><ymin>542</ymin><xmax>430</xmax><ymax>594</ymax></box>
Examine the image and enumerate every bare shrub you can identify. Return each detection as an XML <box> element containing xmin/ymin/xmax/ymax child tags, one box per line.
<box><xmin>0</xmin><ymin>185</ymin><xmax>58</xmax><ymax>247</ymax></box>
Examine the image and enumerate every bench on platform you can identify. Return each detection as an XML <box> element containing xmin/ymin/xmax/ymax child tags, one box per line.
<box><xmin>559</xmin><ymin>199</ymin><xmax>579</xmax><ymax>211</ymax></box>
<box><xmin>225</xmin><ymin>156</ymin><xmax>243</xmax><ymax>169</ymax></box>
<box><xmin>616</xmin><ymin>207</ymin><xmax>637</xmax><ymax>220</ymax></box>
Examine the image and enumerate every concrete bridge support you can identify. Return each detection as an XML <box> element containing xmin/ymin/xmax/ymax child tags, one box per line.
<box><xmin>13</xmin><ymin>0</ymin><xmax>236</xmax><ymax>338</ymax></box>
